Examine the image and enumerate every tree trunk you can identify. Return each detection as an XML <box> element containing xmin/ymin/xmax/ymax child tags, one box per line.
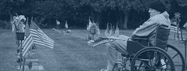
<box><xmin>9</xmin><ymin>11</ymin><xmax>13</xmax><ymax>29</ymax></box>
<box><xmin>95</xmin><ymin>12</ymin><xmax>101</xmax><ymax>27</ymax></box>
<box><xmin>120</xmin><ymin>14</ymin><xmax>124</xmax><ymax>29</ymax></box>
<box><xmin>124</xmin><ymin>11</ymin><xmax>129</xmax><ymax>29</ymax></box>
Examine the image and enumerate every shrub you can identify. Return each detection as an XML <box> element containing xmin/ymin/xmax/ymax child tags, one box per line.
<box><xmin>0</xmin><ymin>20</ymin><xmax>11</xmax><ymax>29</ymax></box>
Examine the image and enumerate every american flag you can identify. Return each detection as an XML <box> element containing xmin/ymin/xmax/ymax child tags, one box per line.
<box><xmin>30</xmin><ymin>20</ymin><xmax>54</xmax><ymax>49</ymax></box>
<box><xmin>22</xmin><ymin>34</ymin><xmax>33</xmax><ymax>56</ymax></box>
<box><xmin>170</xmin><ymin>25</ymin><xmax>181</xmax><ymax>33</ymax></box>
<box><xmin>22</xmin><ymin>19</ymin><xmax>54</xmax><ymax>56</ymax></box>
<box><xmin>22</xmin><ymin>19</ymin><xmax>33</xmax><ymax>56</ymax></box>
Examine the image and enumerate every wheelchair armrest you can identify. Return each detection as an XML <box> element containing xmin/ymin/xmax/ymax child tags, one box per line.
<box><xmin>128</xmin><ymin>37</ymin><xmax>151</xmax><ymax>47</ymax></box>
<box><xmin>131</xmin><ymin>37</ymin><xmax>148</xmax><ymax>41</ymax></box>
<box><xmin>131</xmin><ymin>35</ymin><xmax>149</xmax><ymax>41</ymax></box>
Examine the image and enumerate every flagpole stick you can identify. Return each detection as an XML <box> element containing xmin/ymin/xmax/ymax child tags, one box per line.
<box><xmin>185</xmin><ymin>37</ymin><xmax>187</xmax><ymax>71</ymax></box>
<box><xmin>184</xmin><ymin>39</ymin><xmax>187</xmax><ymax>71</ymax></box>
<box><xmin>20</xmin><ymin>40</ymin><xmax>23</xmax><ymax>70</ymax></box>
<box><xmin>19</xmin><ymin>40</ymin><xmax>22</xmax><ymax>69</ymax></box>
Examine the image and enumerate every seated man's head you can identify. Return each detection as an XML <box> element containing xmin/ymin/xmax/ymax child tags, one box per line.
<box><xmin>149</xmin><ymin>0</ymin><xmax>166</xmax><ymax>17</ymax></box>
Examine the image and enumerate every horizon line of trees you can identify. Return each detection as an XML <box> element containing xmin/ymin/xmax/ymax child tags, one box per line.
<box><xmin>0</xmin><ymin>0</ymin><xmax>187</xmax><ymax>29</ymax></box>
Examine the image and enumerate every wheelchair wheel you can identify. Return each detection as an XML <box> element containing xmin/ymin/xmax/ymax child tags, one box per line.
<box><xmin>166</xmin><ymin>44</ymin><xmax>185</xmax><ymax>71</ymax></box>
<box><xmin>131</xmin><ymin>47</ymin><xmax>175</xmax><ymax>71</ymax></box>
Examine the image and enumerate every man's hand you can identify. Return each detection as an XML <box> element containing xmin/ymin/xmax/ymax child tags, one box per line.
<box><xmin>87</xmin><ymin>37</ymin><xmax>109</xmax><ymax>47</ymax></box>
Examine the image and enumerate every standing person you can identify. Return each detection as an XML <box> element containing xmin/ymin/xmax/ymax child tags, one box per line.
<box><xmin>18</xmin><ymin>18</ymin><xmax>26</xmax><ymax>32</ymax></box>
<box><xmin>90</xmin><ymin>0</ymin><xmax>171</xmax><ymax>71</ymax></box>
<box><xmin>11</xmin><ymin>16</ymin><xmax>20</xmax><ymax>32</ymax></box>
<box><xmin>15</xmin><ymin>15</ymin><xmax>26</xmax><ymax>61</ymax></box>
<box><xmin>171</xmin><ymin>12</ymin><xmax>182</xmax><ymax>40</ymax></box>
<box><xmin>12</xmin><ymin>15</ymin><xmax>26</xmax><ymax>43</ymax></box>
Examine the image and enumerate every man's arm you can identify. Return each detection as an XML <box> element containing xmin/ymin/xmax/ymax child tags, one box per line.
<box><xmin>132</xmin><ymin>18</ymin><xmax>158</xmax><ymax>37</ymax></box>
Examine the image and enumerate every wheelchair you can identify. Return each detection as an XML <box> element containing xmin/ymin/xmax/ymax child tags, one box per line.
<box><xmin>111</xmin><ymin>25</ymin><xmax>185</xmax><ymax>71</ymax></box>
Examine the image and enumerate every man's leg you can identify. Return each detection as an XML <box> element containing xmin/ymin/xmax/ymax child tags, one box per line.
<box><xmin>106</xmin><ymin>43</ymin><xmax>118</xmax><ymax>71</ymax></box>
<box><xmin>105</xmin><ymin>35</ymin><xmax>129</xmax><ymax>71</ymax></box>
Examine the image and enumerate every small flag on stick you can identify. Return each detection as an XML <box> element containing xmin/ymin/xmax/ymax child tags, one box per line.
<box><xmin>65</xmin><ymin>20</ymin><xmax>68</xmax><ymax>29</ymax></box>
<box><xmin>56</xmin><ymin>20</ymin><xmax>60</xmax><ymax>25</ymax></box>
<box><xmin>109</xmin><ymin>23</ymin><xmax>113</xmax><ymax>36</ymax></box>
<box><xmin>96</xmin><ymin>23</ymin><xmax>100</xmax><ymax>35</ymax></box>
<box><xmin>114</xmin><ymin>24</ymin><xmax>119</xmax><ymax>36</ymax></box>
<box><xmin>25</xmin><ymin>17</ymin><xmax>30</xmax><ymax>37</ymax></box>
<box><xmin>87</xmin><ymin>17</ymin><xmax>92</xmax><ymax>30</ymax></box>
<box><xmin>105</xmin><ymin>23</ymin><xmax>110</xmax><ymax>37</ymax></box>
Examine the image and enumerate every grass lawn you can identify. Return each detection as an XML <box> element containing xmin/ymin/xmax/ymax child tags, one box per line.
<box><xmin>0</xmin><ymin>29</ymin><xmax>186</xmax><ymax>71</ymax></box>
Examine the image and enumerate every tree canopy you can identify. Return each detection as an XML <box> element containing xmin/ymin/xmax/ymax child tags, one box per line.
<box><xmin>0</xmin><ymin>0</ymin><xmax>187</xmax><ymax>29</ymax></box>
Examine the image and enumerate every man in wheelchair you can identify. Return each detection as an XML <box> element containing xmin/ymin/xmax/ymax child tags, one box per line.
<box><xmin>89</xmin><ymin>1</ymin><xmax>171</xmax><ymax>71</ymax></box>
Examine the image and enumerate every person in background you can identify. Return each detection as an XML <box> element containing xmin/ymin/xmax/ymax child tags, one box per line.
<box><xmin>87</xmin><ymin>19</ymin><xmax>100</xmax><ymax>40</ymax></box>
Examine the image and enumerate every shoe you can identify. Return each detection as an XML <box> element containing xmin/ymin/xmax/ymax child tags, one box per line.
<box><xmin>161</xmin><ymin>59</ymin><xmax>166</xmax><ymax>69</ymax></box>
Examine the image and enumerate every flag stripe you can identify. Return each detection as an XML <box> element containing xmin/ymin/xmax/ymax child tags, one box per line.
<box><xmin>34</xmin><ymin>40</ymin><xmax>53</xmax><ymax>48</ymax></box>
<box><xmin>33</xmin><ymin>38</ymin><xmax>53</xmax><ymax>46</ymax></box>
<box><xmin>22</xmin><ymin>34</ymin><xmax>32</xmax><ymax>51</ymax></box>
<box><xmin>38</xmin><ymin>29</ymin><xmax>54</xmax><ymax>42</ymax></box>
<box><xmin>34</xmin><ymin>41</ymin><xmax>53</xmax><ymax>47</ymax></box>
<box><xmin>37</xmin><ymin>30</ymin><xmax>54</xmax><ymax>42</ymax></box>
<box><xmin>23</xmin><ymin>40</ymin><xmax>32</xmax><ymax>56</ymax></box>
<box><xmin>22</xmin><ymin>20</ymin><xmax>54</xmax><ymax>57</ymax></box>
<box><xmin>32</xmin><ymin>28</ymin><xmax>54</xmax><ymax>42</ymax></box>
<box><xmin>22</xmin><ymin>34</ymin><xmax>33</xmax><ymax>56</ymax></box>
<box><xmin>33</xmin><ymin>37</ymin><xmax>53</xmax><ymax>44</ymax></box>
<box><xmin>30</xmin><ymin>26</ymin><xmax>54</xmax><ymax>49</ymax></box>
<box><xmin>31</xmin><ymin>29</ymin><xmax>53</xmax><ymax>43</ymax></box>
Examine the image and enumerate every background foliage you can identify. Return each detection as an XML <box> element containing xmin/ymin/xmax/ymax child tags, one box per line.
<box><xmin>0</xmin><ymin>0</ymin><xmax>187</xmax><ymax>29</ymax></box>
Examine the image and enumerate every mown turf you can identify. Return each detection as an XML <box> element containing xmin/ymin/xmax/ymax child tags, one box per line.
<box><xmin>0</xmin><ymin>29</ymin><xmax>186</xmax><ymax>71</ymax></box>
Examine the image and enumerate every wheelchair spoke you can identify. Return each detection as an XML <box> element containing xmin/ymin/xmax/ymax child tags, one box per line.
<box><xmin>171</xmin><ymin>53</ymin><xmax>179</xmax><ymax>59</ymax></box>
<box><xmin>148</xmin><ymin>52</ymin><xmax>153</xmax><ymax>67</ymax></box>
<box><xmin>166</xmin><ymin>44</ymin><xmax>185</xmax><ymax>71</ymax></box>
<box><xmin>137</xmin><ymin>61</ymin><xmax>143</xmax><ymax>70</ymax></box>
<box><xmin>142</xmin><ymin>60</ymin><xmax>152</xmax><ymax>69</ymax></box>
<box><xmin>131</xmin><ymin>47</ymin><xmax>175</xmax><ymax>71</ymax></box>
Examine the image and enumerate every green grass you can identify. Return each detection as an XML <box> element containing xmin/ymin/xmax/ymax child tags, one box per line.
<box><xmin>0</xmin><ymin>29</ymin><xmax>19</xmax><ymax>71</ymax></box>
<box><xmin>0</xmin><ymin>29</ymin><xmax>186</xmax><ymax>71</ymax></box>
